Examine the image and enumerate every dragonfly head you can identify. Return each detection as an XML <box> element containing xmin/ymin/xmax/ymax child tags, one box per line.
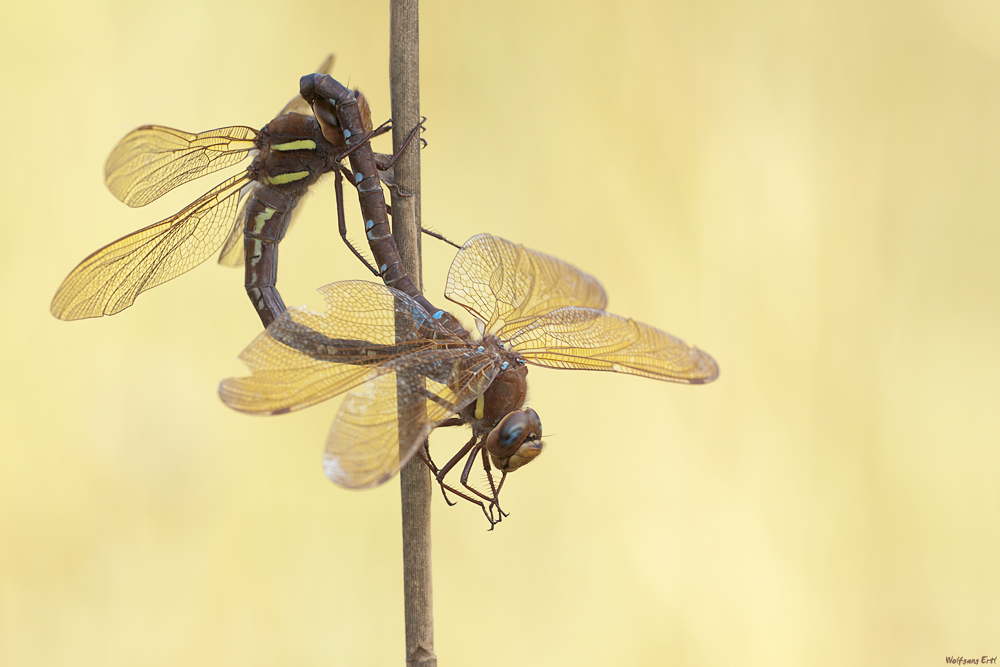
<box><xmin>487</xmin><ymin>408</ymin><xmax>544</xmax><ymax>473</ymax></box>
<box><xmin>299</xmin><ymin>74</ymin><xmax>374</xmax><ymax>149</ymax></box>
<box><xmin>310</xmin><ymin>98</ymin><xmax>346</xmax><ymax>148</ymax></box>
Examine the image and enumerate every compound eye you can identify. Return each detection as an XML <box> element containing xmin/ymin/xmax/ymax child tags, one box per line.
<box><xmin>312</xmin><ymin>102</ymin><xmax>344</xmax><ymax>146</ymax></box>
<box><xmin>525</xmin><ymin>408</ymin><xmax>542</xmax><ymax>439</ymax></box>
<box><xmin>485</xmin><ymin>411</ymin><xmax>530</xmax><ymax>458</ymax></box>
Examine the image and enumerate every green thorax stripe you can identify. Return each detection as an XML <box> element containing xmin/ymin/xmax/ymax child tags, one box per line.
<box><xmin>271</xmin><ymin>139</ymin><xmax>317</xmax><ymax>152</ymax></box>
<box><xmin>266</xmin><ymin>171</ymin><xmax>310</xmax><ymax>185</ymax></box>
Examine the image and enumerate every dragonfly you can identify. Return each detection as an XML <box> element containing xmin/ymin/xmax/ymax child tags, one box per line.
<box><xmin>219</xmin><ymin>234</ymin><xmax>719</xmax><ymax>525</ymax></box>
<box><xmin>50</xmin><ymin>57</ymin><xmax>427</xmax><ymax>327</ymax></box>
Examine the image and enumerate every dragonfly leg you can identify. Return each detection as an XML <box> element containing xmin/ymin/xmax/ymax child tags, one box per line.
<box><xmin>463</xmin><ymin>446</ymin><xmax>507</xmax><ymax>523</ymax></box>
<box><xmin>457</xmin><ymin>442</ymin><xmax>506</xmax><ymax>526</ymax></box>
<box><xmin>376</xmin><ymin>117</ymin><xmax>426</xmax><ymax>171</ymax></box>
<box><xmin>354</xmin><ymin>164</ymin><xmax>456</xmax><ymax>249</ymax></box>
<box><xmin>334</xmin><ymin>169</ymin><xmax>378</xmax><ymax>276</ymax></box>
<box><xmin>351</xmin><ymin>117</ymin><xmax>423</xmax><ymax>200</ymax></box>
<box><xmin>479</xmin><ymin>447</ymin><xmax>505</xmax><ymax>513</ymax></box>
<box><xmin>371</xmin><ymin>119</ymin><xmax>461</xmax><ymax>252</ymax></box>
<box><xmin>494</xmin><ymin>467</ymin><xmax>509</xmax><ymax>501</ymax></box>
<box><xmin>367</xmin><ymin>116</ymin><xmax>427</xmax><ymax>150</ymax></box>
<box><xmin>418</xmin><ymin>444</ymin><xmax>456</xmax><ymax>507</ymax></box>
<box><xmin>431</xmin><ymin>436</ymin><xmax>501</xmax><ymax>525</ymax></box>
<box><xmin>369</xmin><ymin>117</ymin><xmax>393</xmax><ymax>139</ymax></box>
<box><xmin>335</xmin><ymin>117</ymin><xmax>395</xmax><ymax>162</ymax></box>
<box><xmin>420</xmin><ymin>227</ymin><xmax>462</xmax><ymax>250</ymax></box>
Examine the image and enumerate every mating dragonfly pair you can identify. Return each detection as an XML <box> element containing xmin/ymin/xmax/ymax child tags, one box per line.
<box><xmin>51</xmin><ymin>58</ymin><xmax>719</xmax><ymax>526</ymax></box>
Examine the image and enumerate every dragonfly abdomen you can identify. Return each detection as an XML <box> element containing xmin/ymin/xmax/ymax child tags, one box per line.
<box><xmin>242</xmin><ymin>191</ymin><xmax>292</xmax><ymax>326</ymax></box>
<box><xmin>243</xmin><ymin>115</ymin><xmax>342</xmax><ymax>326</ymax></box>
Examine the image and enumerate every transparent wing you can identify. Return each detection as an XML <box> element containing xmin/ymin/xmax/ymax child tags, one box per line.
<box><xmin>219</xmin><ymin>280</ymin><xmax>497</xmax><ymax>488</ymax></box>
<box><xmin>217</xmin><ymin>181</ymin><xmax>259</xmax><ymax>267</ymax></box>
<box><xmin>278</xmin><ymin>54</ymin><xmax>335</xmax><ymax>116</ymax></box>
<box><xmin>105</xmin><ymin>125</ymin><xmax>257</xmax><ymax>207</ymax></box>
<box><xmin>51</xmin><ymin>172</ymin><xmax>250</xmax><ymax>320</ymax></box>
<box><xmin>506</xmin><ymin>306</ymin><xmax>719</xmax><ymax>384</ymax></box>
<box><xmin>322</xmin><ymin>345</ymin><xmax>496</xmax><ymax>489</ymax></box>
<box><xmin>220</xmin><ymin>281</ymin><xmax>456</xmax><ymax>413</ymax></box>
<box><xmin>445</xmin><ymin>234</ymin><xmax>608</xmax><ymax>338</ymax></box>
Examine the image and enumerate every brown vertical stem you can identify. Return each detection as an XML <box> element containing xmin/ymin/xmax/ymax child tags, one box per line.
<box><xmin>390</xmin><ymin>2</ymin><xmax>437</xmax><ymax>666</ymax></box>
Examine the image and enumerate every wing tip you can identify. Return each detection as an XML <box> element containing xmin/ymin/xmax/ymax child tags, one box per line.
<box><xmin>688</xmin><ymin>350</ymin><xmax>720</xmax><ymax>384</ymax></box>
<box><xmin>49</xmin><ymin>293</ymin><xmax>102</xmax><ymax>321</ymax></box>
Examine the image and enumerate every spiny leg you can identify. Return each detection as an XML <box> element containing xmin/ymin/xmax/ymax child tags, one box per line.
<box><xmin>369</xmin><ymin>118</ymin><xmax>393</xmax><ymax>140</ymax></box>
<box><xmin>494</xmin><ymin>467</ymin><xmax>510</xmax><ymax>501</ymax></box>
<box><xmin>378</xmin><ymin>119</ymin><xmax>460</xmax><ymax>250</ymax></box>
<box><xmin>412</xmin><ymin>395</ymin><xmax>466</xmax><ymax>507</ymax></box>
<box><xmin>376</xmin><ymin>117</ymin><xmax>426</xmax><ymax>171</ymax></box>
<box><xmin>460</xmin><ymin>445</ymin><xmax>507</xmax><ymax>523</ymax></box>
<box><xmin>478</xmin><ymin>446</ymin><xmax>505</xmax><ymax>515</ymax></box>
<box><xmin>456</xmin><ymin>442</ymin><xmax>503</xmax><ymax>507</ymax></box>
<box><xmin>338</xmin><ymin>119</ymin><xmax>460</xmax><ymax>252</ymax></box>
<box><xmin>457</xmin><ymin>443</ymin><xmax>506</xmax><ymax>526</ymax></box>
<box><xmin>334</xmin><ymin>117</ymin><xmax>399</xmax><ymax>164</ymax></box>
<box><xmin>418</xmin><ymin>445</ymin><xmax>457</xmax><ymax>507</ymax></box>
<box><xmin>407</xmin><ymin>390</ymin><xmax>459</xmax><ymax>506</ymax></box>
<box><xmin>420</xmin><ymin>227</ymin><xmax>462</xmax><ymax>249</ymax></box>
<box><xmin>432</xmin><ymin>436</ymin><xmax>498</xmax><ymax>524</ymax></box>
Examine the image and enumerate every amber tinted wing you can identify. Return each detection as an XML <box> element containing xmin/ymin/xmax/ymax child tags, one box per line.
<box><xmin>219</xmin><ymin>281</ymin><xmax>497</xmax><ymax>488</ymax></box>
<box><xmin>322</xmin><ymin>346</ymin><xmax>496</xmax><ymax>488</ymax></box>
<box><xmin>216</xmin><ymin>181</ymin><xmax>259</xmax><ymax>267</ymax></box>
<box><xmin>445</xmin><ymin>234</ymin><xmax>608</xmax><ymax>338</ymax></box>
<box><xmin>105</xmin><ymin>125</ymin><xmax>257</xmax><ymax>207</ymax></box>
<box><xmin>220</xmin><ymin>281</ymin><xmax>453</xmax><ymax>414</ymax></box>
<box><xmin>505</xmin><ymin>307</ymin><xmax>719</xmax><ymax>384</ymax></box>
<box><xmin>51</xmin><ymin>173</ymin><xmax>250</xmax><ymax>320</ymax></box>
<box><xmin>279</xmin><ymin>54</ymin><xmax>335</xmax><ymax>116</ymax></box>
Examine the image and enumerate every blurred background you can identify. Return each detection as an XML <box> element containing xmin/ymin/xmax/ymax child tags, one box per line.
<box><xmin>2</xmin><ymin>0</ymin><xmax>998</xmax><ymax>664</ymax></box>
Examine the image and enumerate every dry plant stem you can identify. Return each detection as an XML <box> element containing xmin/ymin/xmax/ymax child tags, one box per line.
<box><xmin>390</xmin><ymin>1</ymin><xmax>437</xmax><ymax>666</ymax></box>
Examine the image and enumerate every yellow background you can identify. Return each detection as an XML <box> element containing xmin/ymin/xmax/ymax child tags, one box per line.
<box><xmin>3</xmin><ymin>0</ymin><xmax>998</xmax><ymax>665</ymax></box>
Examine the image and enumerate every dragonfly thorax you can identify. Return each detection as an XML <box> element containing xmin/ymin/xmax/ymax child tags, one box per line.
<box><xmin>249</xmin><ymin>114</ymin><xmax>341</xmax><ymax>194</ymax></box>
<box><xmin>483</xmin><ymin>362</ymin><xmax>527</xmax><ymax>423</ymax></box>
<box><xmin>459</xmin><ymin>342</ymin><xmax>529</xmax><ymax>432</ymax></box>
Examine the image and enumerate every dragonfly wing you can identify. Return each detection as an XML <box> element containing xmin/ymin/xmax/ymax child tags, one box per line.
<box><xmin>217</xmin><ymin>181</ymin><xmax>259</xmax><ymax>267</ymax></box>
<box><xmin>105</xmin><ymin>125</ymin><xmax>257</xmax><ymax>207</ymax></box>
<box><xmin>323</xmin><ymin>345</ymin><xmax>497</xmax><ymax>489</ymax></box>
<box><xmin>506</xmin><ymin>307</ymin><xmax>719</xmax><ymax>384</ymax></box>
<box><xmin>51</xmin><ymin>172</ymin><xmax>250</xmax><ymax>320</ymax></box>
<box><xmin>218</xmin><ymin>322</ymin><xmax>398</xmax><ymax>415</ymax></box>
<box><xmin>444</xmin><ymin>234</ymin><xmax>608</xmax><ymax>338</ymax></box>
<box><xmin>219</xmin><ymin>280</ymin><xmax>475</xmax><ymax>414</ymax></box>
<box><xmin>218</xmin><ymin>279</ymin><xmax>497</xmax><ymax>488</ymax></box>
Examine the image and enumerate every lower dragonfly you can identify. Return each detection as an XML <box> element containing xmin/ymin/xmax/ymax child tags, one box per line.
<box><xmin>219</xmin><ymin>234</ymin><xmax>719</xmax><ymax>526</ymax></box>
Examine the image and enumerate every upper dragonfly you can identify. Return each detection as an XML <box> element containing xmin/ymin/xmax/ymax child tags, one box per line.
<box><xmin>50</xmin><ymin>57</ymin><xmax>422</xmax><ymax>327</ymax></box>
<box><xmin>219</xmin><ymin>234</ymin><xmax>719</xmax><ymax>526</ymax></box>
